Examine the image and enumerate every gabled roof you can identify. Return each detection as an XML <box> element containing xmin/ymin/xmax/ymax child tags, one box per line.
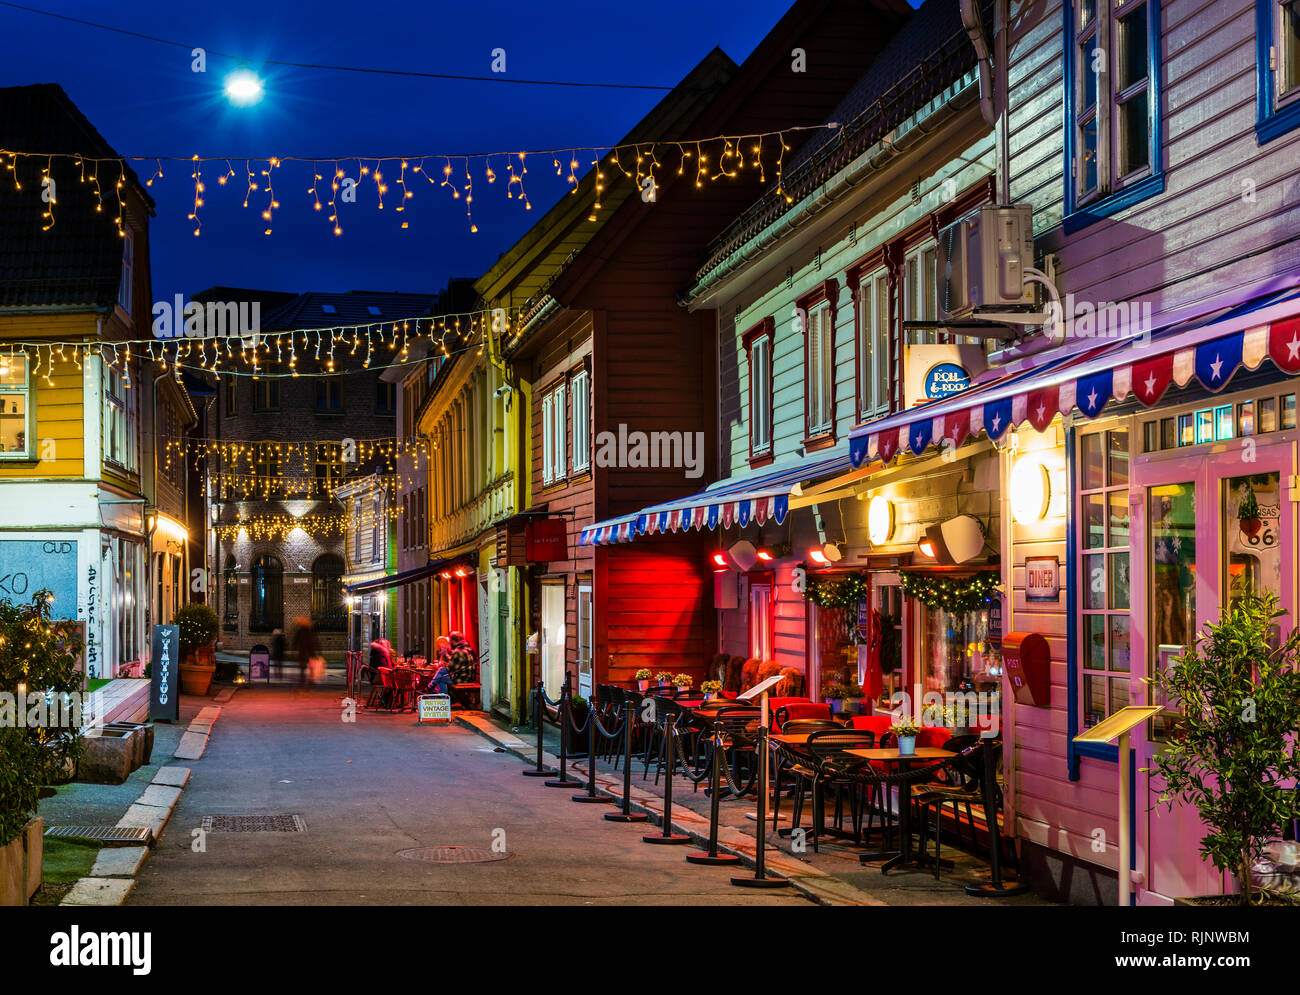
<box><xmin>260</xmin><ymin>290</ymin><xmax>440</xmax><ymax>331</ymax></box>
<box><xmin>694</xmin><ymin>0</ymin><xmax>992</xmax><ymax>281</ymax></box>
<box><xmin>0</xmin><ymin>83</ymin><xmax>152</xmax><ymax>311</ymax></box>
<box><xmin>475</xmin><ymin>47</ymin><xmax>738</xmax><ymax>314</ymax></box>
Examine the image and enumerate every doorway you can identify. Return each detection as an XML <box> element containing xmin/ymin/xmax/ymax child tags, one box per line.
<box><xmin>540</xmin><ymin>580</ymin><xmax>565</xmax><ymax>699</ymax></box>
<box><xmin>1131</xmin><ymin>439</ymin><xmax>1295</xmax><ymax>903</ymax></box>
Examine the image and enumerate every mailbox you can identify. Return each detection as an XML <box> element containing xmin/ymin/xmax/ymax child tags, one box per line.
<box><xmin>1002</xmin><ymin>631</ymin><xmax>1050</xmax><ymax>707</ymax></box>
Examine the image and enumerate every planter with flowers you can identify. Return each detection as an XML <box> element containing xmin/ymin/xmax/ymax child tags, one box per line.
<box><xmin>700</xmin><ymin>680</ymin><xmax>722</xmax><ymax>701</ymax></box>
<box><xmin>655</xmin><ymin>671</ymin><xmax>673</xmax><ymax>688</ymax></box>
<box><xmin>891</xmin><ymin>717</ymin><xmax>920</xmax><ymax>756</ymax></box>
<box><xmin>672</xmin><ymin>673</ymin><xmax>693</xmax><ymax>693</ymax></box>
<box><xmin>176</xmin><ymin>603</ymin><xmax>219</xmax><ymax>696</ymax></box>
<box><xmin>634</xmin><ymin>668</ymin><xmax>652</xmax><ymax>691</ymax></box>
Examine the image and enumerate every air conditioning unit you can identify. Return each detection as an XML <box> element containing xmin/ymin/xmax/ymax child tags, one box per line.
<box><xmin>937</xmin><ymin>205</ymin><xmax>1034</xmax><ymax>321</ymax></box>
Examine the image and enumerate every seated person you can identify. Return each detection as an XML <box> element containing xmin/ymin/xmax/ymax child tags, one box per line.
<box><xmin>427</xmin><ymin>661</ymin><xmax>454</xmax><ymax>697</ymax></box>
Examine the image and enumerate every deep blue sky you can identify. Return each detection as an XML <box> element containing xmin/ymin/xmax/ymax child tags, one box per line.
<box><xmin>0</xmin><ymin>0</ymin><xmax>824</xmax><ymax>303</ymax></box>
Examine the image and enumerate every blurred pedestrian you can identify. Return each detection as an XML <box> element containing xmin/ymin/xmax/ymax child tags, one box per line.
<box><xmin>293</xmin><ymin>617</ymin><xmax>320</xmax><ymax>686</ymax></box>
<box><xmin>270</xmin><ymin>628</ymin><xmax>286</xmax><ymax>677</ymax></box>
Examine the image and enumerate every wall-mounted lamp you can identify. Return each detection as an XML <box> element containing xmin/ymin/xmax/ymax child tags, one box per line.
<box><xmin>867</xmin><ymin>495</ymin><xmax>894</xmax><ymax>546</ymax></box>
<box><xmin>1010</xmin><ymin>457</ymin><xmax>1051</xmax><ymax>524</ymax></box>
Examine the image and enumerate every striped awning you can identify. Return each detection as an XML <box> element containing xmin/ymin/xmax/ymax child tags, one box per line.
<box><xmin>847</xmin><ymin>282</ymin><xmax>1300</xmax><ymax>466</ymax></box>
<box><xmin>579</xmin><ymin>450</ymin><xmax>854</xmax><ymax>546</ymax></box>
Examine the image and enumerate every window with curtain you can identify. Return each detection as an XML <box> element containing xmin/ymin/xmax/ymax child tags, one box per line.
<box><xmin>0</xmin><ymin>353</ymin><xmax>32</xmax><ymax>458</ymax></box>
<box><xmin>805</xmin><ymin>300</ymin><xmax>834</xmax><ymax>436</ymax></box>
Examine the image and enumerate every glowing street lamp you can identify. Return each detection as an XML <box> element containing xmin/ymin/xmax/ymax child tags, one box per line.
<box><xmin>224</xmin><ymin>69</ymin><xmax>265</xmax><ymax>107</ymax></box>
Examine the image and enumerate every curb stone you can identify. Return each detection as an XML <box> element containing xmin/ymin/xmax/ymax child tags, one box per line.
<box><xmin>453</xmin><ymin>713</ymin><xmax>887</xmax><ymax>907</ymax></box>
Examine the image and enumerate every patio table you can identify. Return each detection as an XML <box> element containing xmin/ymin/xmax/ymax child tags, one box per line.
<box><xmin>846</xmin><ymin>746</ymin><xmax>955</xmax><ymax>872</ymax></box>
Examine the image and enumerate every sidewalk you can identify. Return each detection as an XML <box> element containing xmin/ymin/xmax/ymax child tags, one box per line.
<box><xmin>31</xmin><ymin>692</ymin><xmax>220</xmax><ymax>905</ymax></box>
<box><xmin>459</xmin><ymin>713</ymin><xmax>1054</xmax><ymax>907</ymax></box>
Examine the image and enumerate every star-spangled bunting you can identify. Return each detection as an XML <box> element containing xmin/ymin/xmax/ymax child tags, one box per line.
<box><xmin>1194</xmin><ymin>331</ymin><xmax>1244</xmax><ymax>392</ymax></box>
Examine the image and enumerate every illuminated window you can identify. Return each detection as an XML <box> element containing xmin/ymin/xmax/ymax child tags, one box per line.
<box><xmin>1259</xmin><ymin>0</ymin><xmax>1300</xmax><ymax>142</ymax></box>
<box><xmin>0</xmin><ymin>353</ymin><xmax>33</xmax><ymax>459</ymax></box>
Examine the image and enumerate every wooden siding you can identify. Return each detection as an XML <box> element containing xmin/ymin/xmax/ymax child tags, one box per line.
<box><xmin>0</xmin><ymin>313</ymin><xmax>94</xmax><ymax>478</ymax></box>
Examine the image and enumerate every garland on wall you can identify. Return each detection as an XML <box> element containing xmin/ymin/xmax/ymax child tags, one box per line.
<box><xmin>900</xmin><ymin>571</ymin><xmax>1002</xmax><ymax>613</ymax></box>
<box><xmin>803</xmin><ymin>572</ymin><xmax>869</xmax><ymax>609</ymax></box>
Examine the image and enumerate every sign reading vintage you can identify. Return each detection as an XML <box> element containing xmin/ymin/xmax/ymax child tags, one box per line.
<box><xmin>150</xmin><ymin>624</ymin><xmax>180</xmax><ymax>721</ymax></box>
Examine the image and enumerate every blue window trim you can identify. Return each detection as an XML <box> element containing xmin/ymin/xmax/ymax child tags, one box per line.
<box><xmin>1062</xmin><ymin>0</ymin><xmax>1165</xmax><ymax>235</ymax></box>
<box><xmin>1065</xmin><ymin>424</ymin><xmax>1118</xmax><ymax>781</ymax></box>
<box><xmin>1257</xmin><ymin>0</ymin><xmax>1300</xmax><ymax>143</ymax></box>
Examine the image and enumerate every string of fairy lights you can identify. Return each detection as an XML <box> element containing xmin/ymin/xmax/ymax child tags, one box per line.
<box><xmin>0</xmin><ymin>124</ymin><xmax>832</xmax><ymax>238</ymax></box>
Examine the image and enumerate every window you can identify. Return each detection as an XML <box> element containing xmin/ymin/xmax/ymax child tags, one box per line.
<box><xmin>250</xmin><ymin>555</ymin><xmax>283</xmax><ymax>632</ymax></box>
<box><xmin>0</xmin><ymin>353</ymin><xmax>33</xmax><ymax>458</ymax></box>
<box><xmin>376</xmin><ymin>380</ymin><xmax>396</xmax><ymax>414</ymax></box>
<box><xmin>104</xmin><ymin>364</ymin><xmax>139</xmax><ymax>472</ymax></box>
<box><xmin>802</xmin><ymin>286</ymin><xmax>837</xmax><ymax>440</ymax></box>
<box><xmin>541</xmin><ymin>381</ymin><xmax>567</xmax><ymax>484</ymax></box>
<box><xmin>314</xmin><ymin>455</ymin><xmax>339</xmax><ymax>497</ymax></box>
<box><xmin>371</xmin><ymin>495</ymin><xmax>383</xmax><ymax>562</ymax></box>
<box><xmin>402</xmin><ymin>494</ymin><xmax>410</xmax><ymax>549</ymax></box>
<box><xmin>744</xmin><ymin>318</ymin><xmax>774</xmax><ymax>462</ymax></box>
<box><xmin>312</xmin><ymin>554</ymin><xmax>346</xmax><ymax>632</ymax></box>
<box><xmin>857</xmin><ymin>269</ymin><xmax>890</xmax><ymax>418</ymax></box>
<box><xmin>577</xmin><ymin>582</ymin><xmax>593</xmax><ymax>689</ymax></box>
<box><xmin>114</xmin><ymin>538</ymin><xmax>142</xmax><ymax>669</ymax></box>
<box><xmin>1066</xmin><ymin>0</ymin><xmax>1162</xmax><ymax>229</ymax></box>
<box><xmin>571</xmin><ymin>369</ymin><xmax>591</xmax><ymax>472</ymax></box>
<box><xmin>252</xmin><ymin>378</ymin><xmax>279</xmax><ymax>411</ymax></box>
<box><xmin>223</xmin><ymin>555</ymin><xmax>239</xmax><ymax>622</ymax></box>
<box><xmin>1258</xmin><ymin>0</ymin><xmax>1300</xmax><ymax>142</ymax></box>
<box><xmin>315</xmin><ymin>378</ymin><xmax>342</xmax><ymax>411</ymax></box>
<box><xmin>417</xmin><ymin>488</ymin><xmax>426</xmax><ymax>547</ymax></box>
<box><xmin>1078</xmin><ymin>428</ymin><xmax>1131</xmax><ymax>727</ymax></box>
<box><xmin>224</xmin><ymin>378</ymin><xmax>236</xmax><ymax>418</ymax></box>
<box><xmin>117</xmin><ymin>230</ymin><xmax>134</xmax><ymax>316</ymax></box>
<box><xmin>904</xmin><ymin>246</ymin><xmax>938</xmax><ymax>345</ymax></box>
<box><xmin>353</xmin><ymin>498</ymin><xmax>363</xmax><ymax>562</ymax></box>
<box><xmin>749</xmin><ymin>580</ymin><xmax>773</xmax><ymax>660</ymax></box>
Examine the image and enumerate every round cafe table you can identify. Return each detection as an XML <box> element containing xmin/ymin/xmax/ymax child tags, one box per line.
<box><xmin>845</xmin><ymin>747</ymin><xmax>955</xmax><ymax>872</ymax></box>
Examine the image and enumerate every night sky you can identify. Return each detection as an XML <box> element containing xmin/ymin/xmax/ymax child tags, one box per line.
<box><xmin>0</xmin><ymin>0</ymin><xmax>841</xmax><ymax>305</ymax></box>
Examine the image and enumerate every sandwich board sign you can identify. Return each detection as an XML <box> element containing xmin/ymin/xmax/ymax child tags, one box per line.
<box><xmin>150</xmin><ymin>624</ymin><xmax>180</xmax><ymax>722</ymax></box>
<box><xmin>417</xmin><ymin>694</ymin><xmax>451</xmax><ymax>725</ymax></box>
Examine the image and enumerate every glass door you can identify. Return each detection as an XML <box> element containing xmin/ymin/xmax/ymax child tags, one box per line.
<box><xmin>1131</xmin><ymin>442</ymin><xmax>1295</xmax><ymax>904</ymax></box>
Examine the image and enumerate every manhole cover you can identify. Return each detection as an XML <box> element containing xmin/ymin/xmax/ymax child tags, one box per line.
<box><xmin>201</xmin><ymin>814</ymin><xmax>307</xmax><ymax>833</ymax></box>
<box><xmin>397</xmin><ymin>846</ymin><xmax>513</xmax><ymax>864</ymax></box>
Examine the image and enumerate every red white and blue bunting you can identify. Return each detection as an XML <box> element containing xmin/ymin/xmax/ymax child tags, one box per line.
<box><xmin>580</xmin><ymin>494</ymin><xmax>790</xmax><ymax>546</ymax></box>
<box><xmin>849</xmin><ymin>304</ymin><xmax>1300</xmax><ymax>468</ymax></box>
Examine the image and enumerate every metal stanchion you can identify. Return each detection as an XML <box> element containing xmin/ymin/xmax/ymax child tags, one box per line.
<box><xmin>604</xmin><ymin>698</ymin><xmax>649</xmax><ymax>823</ymax></box>
<box><xmin>965</xmin><ymin>737</ymin><xmax>1029</xmax><ymax>896</ymax></box>
<box><xmin>685</xmin><ymin>727</ymin><xmax>740</xmax><ymax>865</ymax></box>
<box><xmin>522</xmin><ymin>681</ymin><xmax>557</xmax><ymax>778</ymax></box>
<box><xmin>573</xmin><ymin>689</ymin><xmax>613</xmax><ymax>804</ymax></box>
<box><xmin>643</xmin><ymin>714</ymin><xmax>690</xmax><ymax>845</ymax></box>
<box><xmin>545</xmin><ymin>672</ymin><xmax>583</xmax><ymax>789</ymax></box>
<box><xmin>731</xmin><ymin>724</ymin><xmax>789</xmax><ymax>887</ymax></box>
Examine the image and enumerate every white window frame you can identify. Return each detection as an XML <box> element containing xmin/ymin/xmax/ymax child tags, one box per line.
<box><xmin>806</xmin><ymin>301</ymin><xmax>834</xmax><ymax>435</ymax></box>
<box><xmin>749</xmin><ymin>333</ymin><xmax>772</xmax><ymax>456</ymax></box>
<box><xmin>858</xmin><ymin>268</ymin><xmax>890</xmax><ymax>419</ymax></box>
<box><xmin>904</xmin><ymin>245</ymin><xmax>938</xmax><ymax>345</ymax></box>
<box><xmin>541</xmin><ymin>381</ymin><xmax>567</xmax><ymax>484</ymax></box>
<box><xmin>571</xmin><ymin>369</ymin><xmax>591</xmax><ymax>472</ymax></box>
<box><xmin>577</xmin><ymin>582</ymin><xmax>593</xmax><ymax>680</ymax></box>
<box><xmin>0</xmin><ymin>352</ymin><xmax>34</xmax><ymax>460</ymax></box>
<box><xmin>103</xmin><ymin>363</ymin><xmax>138</xmax><ymax>473</ymax></box>
<box><xmin>371</xmin><ymin>495</ymin><xmax>383</xmax><ymax>562</ymax></box>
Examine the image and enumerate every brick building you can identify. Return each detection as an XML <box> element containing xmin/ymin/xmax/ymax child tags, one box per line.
<box><xmin>206</xmin><ymin>290</ymin><xmax>438</xmax><ymax>656</ymax></box>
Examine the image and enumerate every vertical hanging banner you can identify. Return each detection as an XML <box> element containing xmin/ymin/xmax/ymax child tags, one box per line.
<box><xmin>150</xmin><ymin>624</ymin><xmax>180</xmax><ymax>721</ymax></box>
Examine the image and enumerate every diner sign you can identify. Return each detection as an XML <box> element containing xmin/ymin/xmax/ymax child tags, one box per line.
<box><xmin>1025</xmin><ymin>556</ymin><xmax>1060</xmax><ymax>602</ymax></box>
<box><xmin>417</xmin><ymin>694</ymin><xmax>452</xmax><ymax>724</ymax></box>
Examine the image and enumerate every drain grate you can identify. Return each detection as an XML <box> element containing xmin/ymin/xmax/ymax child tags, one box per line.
<box><xmin>397</xmin><ymin>846</ymin><xmax>514</xmax><ymax>864</ymax></box>
<box><xmin>201</xmin><ymin>814</ymin><xmax>307</xmax><ymax>833</ymax></box>
<box><xmin>45</xmin><ymin>825</ymin><xmax>152</xmax><ymax>845</ymax></box>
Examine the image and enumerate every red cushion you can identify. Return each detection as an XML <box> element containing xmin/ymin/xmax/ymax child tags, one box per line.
<box><xmin>780</xmin><ymin>702</ymin><xmax>833</xmax><ymax>724</ymax></box>
<box><xmin>849</xmin><ymin>714</ymin><xmax>892</xmax><ymax>737</ymax></box>
<box><xmin>917</xmin><ymin>726</ymin><xmax>953</xmax><ymax>749</ymax></box>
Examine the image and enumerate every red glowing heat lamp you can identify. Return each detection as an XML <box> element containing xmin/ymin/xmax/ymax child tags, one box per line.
<box><xmin>918</xmin><ymin>538</ymin><xmax>936</xmax><ymax>558</ymax></box>
<box><xmin>807</xmin><ymin>548</ymin><xmax>830</xmax><ymax>565</ymax></box>
<box><xmin>439</xmin><ymin>570</ymin><xmax>453</xmax><ymax>580</ymax></box>
<box><xmin>453</xmin><ymin>566</ymin><xmax>471</xmax><ymax>578</ymax></box>
<box><xmin>755</xmin><ymin>549</ymin><xmax>774</xmax><ymax>562</ymax></box>
<box><xmin>710</xmin><ymin>551</ymin><xmax>729</xmax><ymax>571</ymax></box>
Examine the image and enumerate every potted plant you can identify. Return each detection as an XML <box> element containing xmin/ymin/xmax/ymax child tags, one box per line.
<box><xmin>822</xmin><ymin>681</ymin><xmax>849</xmax><ymax>714</ymax></box>
<box><xmin>1236</xmin><ymin>482</ymin><xmax>1263</xmax><ymax>538</ymax></box>
<box><xmin>0</xmin><ymin>590</ymin><xmax>84</xmax><ymax>905</ymax></box>
<box><xmin>655</xmin><ymin>671</ymin><xmax>673</xmax><ymax>687</ymax></box>
<box><xmin>176</xmin><ymin>603</ymin><xmax>220</xmax><ymax>696</ymax></box>
<box><xmin>700</xmin><ymin>680</ymin><xmax>722</xmax><ymax>701</ymax></box>
<box><xmin>672</xmin><ymin>673</ymin><xmax>693</xmax><ymax>692</ymax></box>
<box><xmin>840</xmin><ymin>680</ymin><xmax>864</xmax><ymax>715</ymax></box>
<box><xmin>1148</xmin><ymin>589</ymin><xmax>1300</xmax><ymax>905</ymax></box>
<box><xmin>891</xmin><ymin>717</ymin><xmax>920</xmax><ymax>756</ymax></box>
<box><xmin>634</xmin><ymin>668</ymin><xmax>652</xmax><ymax>692</ymax></box>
